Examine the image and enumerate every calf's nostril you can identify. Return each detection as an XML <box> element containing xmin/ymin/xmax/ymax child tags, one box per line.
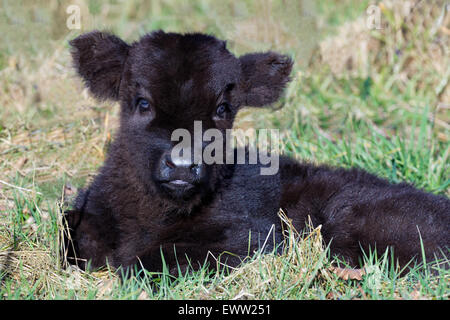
<box><xmin>165</xmin><ymin>158</ymin><xmax>176</xmax><ymax>169</ymax></box>
<box><xmin>190</xmin><ymin>163</ymin><xmax>203</xmax><ymax>177</ymax></box>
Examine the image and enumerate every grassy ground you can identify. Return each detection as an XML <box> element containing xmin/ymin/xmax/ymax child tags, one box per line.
<box><xmin>0</xmin><ymin>0</ymin><xmax>449</xmax><ymax>299</ymax></box>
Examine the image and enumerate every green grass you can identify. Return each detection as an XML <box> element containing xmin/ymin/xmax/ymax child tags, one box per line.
<box><xmin>0</xmin><ymin>0</ymin><xmax>449</xmax><ymax>299</ymax></box>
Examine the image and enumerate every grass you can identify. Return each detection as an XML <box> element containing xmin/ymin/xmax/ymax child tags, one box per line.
<box><xmin>0</xmin><ymin>0</ymin><xmax>449</xmax><ymax>300</ymax></box>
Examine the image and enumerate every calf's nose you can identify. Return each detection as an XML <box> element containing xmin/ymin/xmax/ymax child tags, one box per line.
<box><xmin>159</xmin><ymin>151</ymin><xmax>204</xmax><ymax>183</ymax></box>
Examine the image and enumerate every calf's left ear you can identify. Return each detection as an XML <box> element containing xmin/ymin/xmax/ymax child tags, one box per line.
<box><xmin>239</xmin><ymin>52</ymin><xmax>293</xmax><ymax>107</ymax></box>
<box><xmin>69</xmin><ymin>31</ymin><xmax>130</xmax><ymax>101</ymax></box>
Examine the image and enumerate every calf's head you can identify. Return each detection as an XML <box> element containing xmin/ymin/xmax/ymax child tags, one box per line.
<box><xmin>70</xmin><ymin>30</ymin><xmax>293</xmax><ymax>206</ymax></box>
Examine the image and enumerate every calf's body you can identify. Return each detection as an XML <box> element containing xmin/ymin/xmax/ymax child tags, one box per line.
<box><xmin>67</xmin><ymin>153</ymin><xmax>449</xmax><ymax>273</ymax></box>
<box><xmin>65</xmin><ymin>30</ymin><xmax>449</xmax><ymax>274</ymax></box>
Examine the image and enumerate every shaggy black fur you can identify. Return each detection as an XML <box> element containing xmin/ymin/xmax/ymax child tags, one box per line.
<box><xmin>65</xmin><ymin>30</ymin><xmax>449</xmax><ymax>274</ymax></box>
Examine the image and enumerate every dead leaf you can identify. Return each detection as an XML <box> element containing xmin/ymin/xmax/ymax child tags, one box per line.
<box><xmin>63</xmin><ymin>183</ymin><xmax>78</xmax><ymax>206</ymax></box>
<box><xmin>410</xmin><ymin>284</ymin><xmax>425</xmax><ymax>300</ymax></box>
<box><xmin>63</xmin><ymin>183</ymin><xmax>77</xmax><ymax>197</ymax></box>
<box><xmin>97</xmin><ymin>279</ymin><xmax>114</xmax><ymax>299</ymax></box>
<box><xmin>326</xmin><ymin>292</ymin><xmax>335</xmax><ymax>299</ymax></box>
<box><xmin>138</xmin><ymin>290</ymin><xmax>149</xmax><ymax>300</ymax></box>
<box><xmin>329</xmin><ymin>266</ymin><xmax>365</xmax><ymax>280</ymax></box>
<box><xmin>16</xmin><ymin>157</ymin><xmax>28</xmax><ymax>169</ymax></box>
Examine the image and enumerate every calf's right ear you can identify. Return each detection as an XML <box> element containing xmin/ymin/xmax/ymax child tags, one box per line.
<box><xmin>70</xmin><ymin>31</ymin><xmax>130</xmax><ymax>101</ymax></box>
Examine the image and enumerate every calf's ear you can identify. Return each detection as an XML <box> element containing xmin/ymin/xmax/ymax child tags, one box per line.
<box><xmin>239</xmin><ymin>52</ymin><xmax>293</xmax><ymax>107</ymax></box>
<box><xmin>70</xmin><ymin>31</ymin><xmax>130</xmax><ymax>101</ymax></box>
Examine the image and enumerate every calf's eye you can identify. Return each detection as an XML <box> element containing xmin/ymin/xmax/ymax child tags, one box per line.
<box><xmin>216</xmin><ymin>102</ymin><xmax>230</xmax><ymax>118</ymax></box>
<box><xmin>136</xmin><ymin>98</ymin><xmax>150</xmax><ymax>113</ymax></box>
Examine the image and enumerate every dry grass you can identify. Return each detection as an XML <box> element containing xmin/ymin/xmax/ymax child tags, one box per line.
<box><xmin>202</xmin><ymin>211</ymin><xmax>329</xmax><ymax>300</ymax></box>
